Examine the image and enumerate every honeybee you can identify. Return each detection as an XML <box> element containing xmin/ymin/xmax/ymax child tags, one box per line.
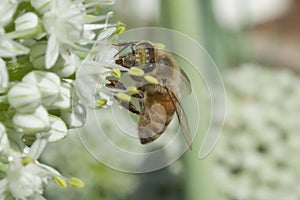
<box><xmin>109</xmin><ymin>41</ymin><xmax>192</xmax><ymax>147</ymax></box>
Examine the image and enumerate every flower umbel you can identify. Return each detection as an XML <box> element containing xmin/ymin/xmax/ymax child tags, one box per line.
<box><xmin>0</xmin><ymin>0</ymin><xmax>120</xmax><ymax>198</ymax></box>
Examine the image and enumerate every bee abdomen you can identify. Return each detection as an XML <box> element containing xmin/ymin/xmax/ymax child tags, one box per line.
<box><xmin>138</xmin><ymin>103</ymin><xmax>175</xmax><ymax>144</ymax></box>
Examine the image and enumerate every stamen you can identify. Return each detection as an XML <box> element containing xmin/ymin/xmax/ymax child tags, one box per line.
<box><xmin>144</xmin><ymin>75</ymin><xmax>159</xmax><ymax>85</ymax></box>
<box><xmin>128</xmin><ymin>67</ymin><xmax>144</xmax><ymax>77</ymax></box>
<box><xmin>116</xmin><ymin>93</ymin><xmax>131</xmax><ymax>102</ymax></box>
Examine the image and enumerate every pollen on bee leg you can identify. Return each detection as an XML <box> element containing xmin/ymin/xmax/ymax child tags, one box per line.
<box><xmin>128</xmin><ymin>67</ymin><xmax>144</xmax><ymax>77</ymax></box>
<box><xmin>144</xmin><ymin>75</ymin><xmax>159</xmax><ymax>85</ymax></box>
<box><xmin>116</xmin><ymin>92</ymin><xmax>131</xmax><ymax>102</ymax></box>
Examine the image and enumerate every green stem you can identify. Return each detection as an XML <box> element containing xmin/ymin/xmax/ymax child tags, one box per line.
<box><xmin>160</xmin><ymin>1</ymin><xmax>219</xmax><ymax>199</ymax></box>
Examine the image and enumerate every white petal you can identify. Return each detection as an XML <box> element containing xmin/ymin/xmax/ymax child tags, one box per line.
<box><xmin>28</xmin><ymin>137</ymin><xmax>48</xmax><ymax>159</ymax></box>
<box><xmin>29</xmin><ymin>42</ymin><xmax>47</xmax><ymax>70</ymax></box>
<box><xmin>15</xmin><ymin>12</ymin><xmax>38</xmax><ymax>31</ymax></box>
<box><xmin>45</xmin><ymin>33</ymin><xmax>60</xmax><ymax>69</ymax></box>
<box><xmin>0</xmin><ymin>0</ymin><xmax>18</xmax><ymax>27</ymax></box>
<box><xmin>30</xmin><ymin>0</ymin><xmax>51</xmax><ymax>14</ymax></box>
<box><xmin>13</xmin><ymin>106</ymin><xmax>50</xmax><ymax>134</ymax></box>
<box><xmin>60</xmin><ymin>103</ymin><xmax>86</xmax><ymax>128</ymax></box>
<box><xmin>22</xmin><ymin>71</ymin><xmax>61</xmax><ymax>107</ymax></box>
<box><xmin>0</xmin><ymin>123</ymin><xmax>10</xmax><ymax>155</ymax></box>
<box><xmin>96</xmin><ymin>27</ymin><xmax>116</xmax><ymax>41</ymax></box>
<box><xmin>0</xmin><ymin>37</ymin><xmax>29</xmax><ymax>58</ymax></box>
<box><xmin>7</xmin><ymin>82</ymin><xmax>41</xmax><ymax>113</ymax></box>
<box><xmin>0</xmin><ymin>58</ymin><xmax>8</xmax><ymax>90</ymax></box>
<box><xmin>51</xmin><ymin>81</ymin><xmax>72</xmax><ymax>109</ymax></box>
<box><xmin>48</xmin><ymin>115</ymin><xmax>68</xmax><ymax>142</ymax></box>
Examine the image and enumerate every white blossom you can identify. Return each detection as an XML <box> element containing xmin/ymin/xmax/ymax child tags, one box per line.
<box><xmin>42</xmin><ymin>0</ymin><xmax>85</xmax><ymax>69</ymax></box>
<box><xmin>13</xmin><ymin>106</ymin><xmax>50</xmax><ymax>134</ymax></box>
<box><xmin>22</xmin><ymin>70</ymin><xmax>61</xmax><ymax>107</ymax></box>
<box><xmin>48</xmin><ymin>115</ymin><xmax>68</xmax><ymax>142</ymax></box>
<box><xmin>0</xmin><ymin>28</ymin><xmax>30</xmax><ymax>58</ymax></box>
<box><xmin>7</xmin><ymin>82</ymin><xmax>41</xmax><ymax>113</ymax></box>
<box><xmin>0</xmin><ymin>58</ymin><xmax>8</xmax><ymax>91</ymax></box>
<box><xmin>0</xmin><ymin>123</ymin><xmax>10</xmax><ymax>157</ymax></box>
<box><xmin>0</xmin><ymin>0</ymin><xmax>19</xmax><ymax>27</ymax></box>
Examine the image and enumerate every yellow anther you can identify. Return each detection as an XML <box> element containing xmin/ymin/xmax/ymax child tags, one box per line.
<box><xmin>22</xmin><ymin>157</ymin><xmax>33</xmax><ymax>166</ymax></box>
<box><xmin>54</xmin><ymin>176</ymin><xmax>67</xmax><ymax>189</ymax></box>
<box><xmin>128</xmin><ymin>67</ymin><xmax>144</xmax><ymax>77</ymax></box>
<box><xmin>144</xmin><ymin>75</ymin><xmax>159</xmax><ymax>85</ymax></box>
<box><xmin>115</xmin><ymin>21</ymin><xmax>126</xmax><ymax>35</ymax></box>
<box><xmin>116</xmin><ymin>93</ymin><xmax>131</xmax><ymax>102</ymax></box>
<box><xmin>127</xmin><ymin>86</ymin><xmax>138</xmax><ymax>95</ymax></box>
<box><xmin>69</xmin><ymin>177</ymin><xmax>85</xmax><ymax>188</ymax></box>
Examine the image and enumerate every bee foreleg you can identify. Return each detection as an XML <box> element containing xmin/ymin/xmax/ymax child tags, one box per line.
<box><xmin>118</xmin><ymin>101</ymin><xmax>141</xmax><ymax>115</ymax></box>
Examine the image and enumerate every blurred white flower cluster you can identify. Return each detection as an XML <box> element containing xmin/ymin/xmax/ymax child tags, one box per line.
<box><xmin>0</xmin><ymin>0</ymin><xmax>121</xmax><ymax>199</ymax></box>
<box><xmin>213</xmin><ymin>64</ymin><xmax>300</xmax><ymax>199</ymax></box>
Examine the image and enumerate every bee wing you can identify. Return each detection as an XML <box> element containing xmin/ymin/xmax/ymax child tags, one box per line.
<box><xmin>178</xmin><ymin>68</ymin><xmax>192</xmax><ymax>96</ymax></box>
<box><xmin>165</xmin><ymin>86</ymin><xmax>192</xmax><ymax>150</ymax></box>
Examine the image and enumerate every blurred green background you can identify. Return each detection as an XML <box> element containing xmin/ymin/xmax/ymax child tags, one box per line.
<box><xmin>43</xmin><ymin>0</ymin><xmax>300</xmax><ymax>199</ymax></box>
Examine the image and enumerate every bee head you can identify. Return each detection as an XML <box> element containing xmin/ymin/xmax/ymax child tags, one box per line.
<box><xmin>115</xmin><ymin>54</ymin><xmax>136</xmax><ymax>68</ymax></box>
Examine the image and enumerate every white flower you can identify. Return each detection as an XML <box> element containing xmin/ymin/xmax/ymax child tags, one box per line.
<box><xmin>60</xmin><ymin>101</ymin><xmax>86</xmax><ymax>128</ymax></box>
<box><xmin>22</xmin><ymin>70</ymin><xmax>61</xmax><ymax>107</ymax></box>
<box><xmin>51</xmin><ymin>80</ymin><xmax>72</xmax><ymax>109</ymax></box>
<box><xmin>0</xmin><ymin>151</ymin><xmax>61</xmax><ymax>200</ymax></box>
<box><xmin>75</xmin><ymin>41</ymin><xmax>120</xmax><ymax>108</ymax></box>
<box><xmin>7</xmin><ymin>82</ymin><xmax>41</xmax><ymax>113</ymax></box>
<box><xmin>42</xmin><ymin>0</ymin><xmax>85</xmax><ymax>69</ymax></box>
<box><xmin>0</xmin><ymin>123</ymin><xmax>9</xmax><ymax>157</ymax></box>
<box><xmin>29</xmin><ymin>42</ymin><xmax>47</xmax><ymax>70</ymax></box>
<box><xmin>0</xmin><ymin>28</ymin><xmax>30</xmax><ymax>58</ymax></box>
<box><xmin>48</xmin><ymin>115</ymin><xmax>68</xmax><ymax>142</ymax></box>
<box><xmin>13</xmin><ymin>106</ymin><xmax>50</xmax><ymax>134</ymax></box>
<box><xmin>0</xmin><ymin>0</ymin><xmax>19</xmax><ymax>27</ymax></box>
<box><xmin>30</xmin><ymin>0</ymin><xmax>51</xmax><ymax>14</ymax></box>
<box><xmin>7</xmin><ymin>12</ymin><xmax>39</xmax><ymax>39</ymax></box>
<box><xmin>0</xmin><ymin>58</ymin><xmax>8</xmax><ymax>91</ymax></box>
<box><xmin>8</xmin><ymin>163</ymin><xmax>43</xmax><ymax>199</ymax></box>
<box><xmin>51</xmin><ymin>51</ymin><xmax>80</xmax><ymax>77</ymax></box>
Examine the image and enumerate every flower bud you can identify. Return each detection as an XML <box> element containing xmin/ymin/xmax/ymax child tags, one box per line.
<box><xmin>48</xmin><ymin>115</ymin><xmax>68</xmax><ymax>142</ymax></box>
<box><xmin>22</xmin><ymin>71</ymin><xmax>61</xmax><ymax>107</ymax></box>
<box><xmin>13</xmin><ymin>106</ymin><xmax>50</xmax><ymax>134</ymax></box>
<box><xmin>0</xmin><ymin>58</ymin><xmax>8</xmax><ymax>91</ymax></box>
<box><xmin>7</xmin><ymin>82</ymin><xmax>41</xmax><ymax>113</ymax></box>
<box><xmin>51</xmin><ymin>55</ymin><xmax>77</xmax><ymax>78</ymax></box>
<box><xmin>51</xmin><ymin>81</ymin><xmax>72</xmax><ymax>109</ymax></box>
<box><xmin>60</xmin><ymin>102</ymin><xmax>86</xmax><ymax>128</ymax></box>
<box><xmin>0</xmin><ymin>0</ymin><xmax>18</xmax><ymax>27</ymax></box>
<box><xmin>0</xmin><ymin>123</ymin><xmax>9</xmax><ymax>156</ymax></box>
<box><xmin>30</xmin><ymin>0</ymin><xmax>51</xmax><ymax>14</ymax></box>
<box><xmin>12</xmin><ymin>12</ymin><xmax>39</xmax><ymax>38</ymax></box>
<box><xmin>29</xmin><ymin>42</ymin><xmax>47</xmax><ymax>70</ymax></box>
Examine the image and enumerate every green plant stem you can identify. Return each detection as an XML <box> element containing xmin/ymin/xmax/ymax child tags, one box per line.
<box><xmin>160</xmin><ymin>1</ymin><xmax>219</xmax><ymax>199</ymax></box>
